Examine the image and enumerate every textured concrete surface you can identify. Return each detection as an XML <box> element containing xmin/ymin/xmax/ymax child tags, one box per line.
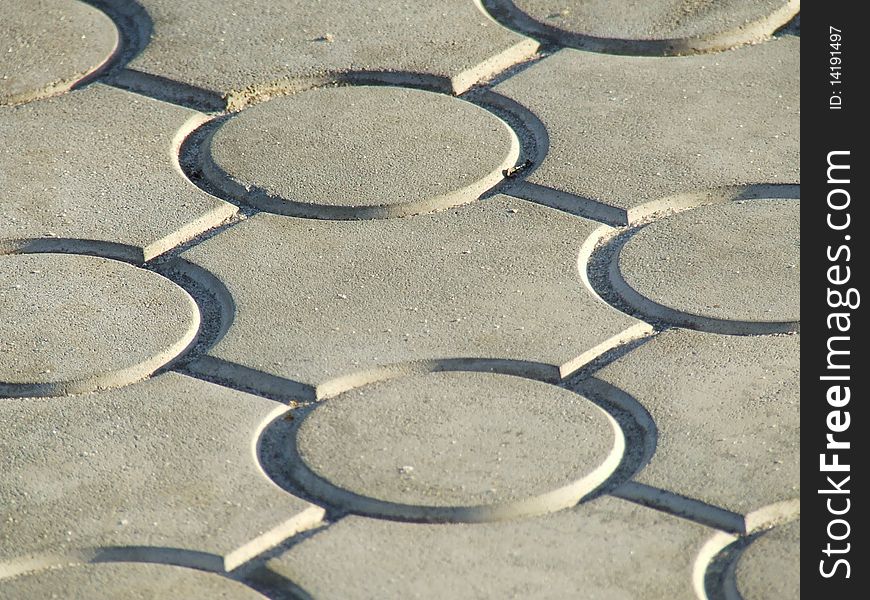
<box><xmin>0</xmin><ymin>0</ymin><xmax>118</xmax><ymax>106</ymax></box>
<box><xmin>615</xmin><ymin>199</ymin><xmax>800</xmax><ymax>325</ymax></box>
<box><xmin>494</xmin><ymin>0</ymin><xmax>799</xmax><ymax>54</ymax></box>
<box><xmin>269</xmin><ymin>496</ymin><xmax>714</xmax><ymax>599</ymax></box>
<box><xmin>182</xmin><ymin>196</ymin><xmax>649</xmax><ymax>394</ymax></box>
<box><xmin>0</xmin><ymin>253</ymin><xmax>198</xmax><ymax>397</ymax></box>
<box><xmin>0</xmin><ymin>373</ymin><xmax>324</xmax><ymax>571</ymax></box>
<box><xmin>494</xmin><ymin>39</ymin><xmax>799</xmax><ymax>222</ymax></box>
<box><xmin>119</xmin><ymin>0</ymin><xmax>538</xmax><ymax>100</ymax></box>
<box><xmin>595</xmin><ymin>329</ymin><xmax>799</xmax><ymax>517</ymax></box>
<box><xmin>0</xmin><ymin>84</ymin><xmax>236</xmax><ymax>262</ymax></box>
<box><xmin>205</xmin><ymin>86</ymin><xmax>518</xmax><ymax>218</ymax></box>
<box><xmin>292</xmin><ymin>371</ymin><xmax>622</xmax><ymax>521</ymax></box>
<box><xmin>735</xmin><ymin>519</ymin><xmax>800</xmax><ymax>600</ymax></box>
<box><xmin>1</xmin><ymin>0</ymin><xmax>799</xmax><ymax>596</ymax></box>
<box><xmin>511</xmin><ymin>0</ymin><xmax>793</xmax><ymax>40</ymax></box>
<box><xmin>0</xmin><ymin>562</ymin><xmax>266</xmax><ymax>600</ymax></box>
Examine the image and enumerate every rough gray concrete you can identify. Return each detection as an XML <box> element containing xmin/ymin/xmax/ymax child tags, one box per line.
<box><xmin>0</xmin><ymin>0</ymin><xmax>118</xmax><ymax>106</ymax></box>
<box><xmin>0</xmin><ymin>253</ymin><xmax>199</xmax><ymax>397</ymax></box>
<box><xmin>505</xmin><ymin>0</ymin><xmax>798</xmax><ymax>50</ymax></box>
<box><xmin>119</xmin><ymin>0</ymin><xmax>538</xmax><ymax>101</ymax></box>
<box><xmin>493</xmin><ymin>39</ymin><xmax>799</xmax><ymax>222</ymax></box>
<box><xmin>734</xmin><ymin>519</ymin><xmax>800</xmax><ymax>600</ymax></box>
<box><xmin>0</xmin><ymin>373</ymin><xmax>325</xmax><ymax>571</ymax></box>
<box><xmin>292</xmin><ymin>371</ymin><xmax>621</xmax><ymax>521</ymax></box>
<box><xmin>615</xmin><ymin>199</ymin><xmax>800</xmax><ymax>324</ymax></box>
<box><xmin>182</xmin><ymin>196</ymin><xmax>650</xmax><ymax>395</ymax></box>
<box><xmin>0</xmin><ymin>84</ymin><xmax>236</xmax><ymax>262</ymax></box>
<box><xmin>1</xmin><ymin>1</ymin><xmax>800</xmax><ymax>595</ymax></box>
<box><xmin>205</xmin><ymin>86</ymin><xmax>519</xmax><ymax>218</ymax></box>
<box><xmin>268</xmin><ymin>496</ymin><xmax>713</xmax><ymax>599</ymax></box>
<box><xmin>595</xmin><ymin>329</ymin><xmax>799</xmax><ymax>516</ymax></box>
<box><xmin>0</xmin><ymin>562</ymin><xmax>266</xmax><ymax>599</ymax></box>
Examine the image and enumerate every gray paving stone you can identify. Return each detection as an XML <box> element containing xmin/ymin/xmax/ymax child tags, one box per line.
<box><xmin>291</xmin><ymin>371</ymin><xmax>622</xmax><ymax>521</ymax></box>
<box><xmin>734</xmin><ymin>519</ymin><xmax>800</xmax><ymax>600</ymax></box>
<box><xmin>595</xmin><ymin>329</ymin><xmax>799</xmax><ymax>517</ymax></box>
<box><xmin>204</xmin><ymin>86</ymin><xmax>519</xmax><ymax>219</ymax></box>
<box><xmin>0</xmin><ymin>84</ymin><xmax>237</xmax><ymax>262</ymax></box>
<box><xmin>493</xmin><ymin>39</ymin><xmax>799</xmax><ymax>223</ymax></box>
<box><xmin>0</xmin><ymin>562</ymin><xmax>266</xmax><ymax>600</ymax></box>
<box><xmin>116</xmin><ymin>0</ymin><xmax>538</xmax><ymax>103</ymax></box>
<box><xmin>181</xmin><ymin>195</ymin><xmax>650</xmax><ymax>397</ymax></box>
<box><xmin>614</xmin><ymin>199</ymin><xmax>799</xmax><ymax>326</ymax></box>
<box><xmin>0</xmin><ymin>253</ymin><xmax>198</xmax><ymax>397</ymax></box>
<box><xmin>0</xmin><ymin>373</ymin><xmax>325</xmax><ymax>571</ymax></box>
<box><xmin>498</xmin><ymin>0</ymin><xmax>798</xmax><ymax>53</ymax></box>
<box><xmin>0</xmin><ymin>0</ymin><xmax>118</xmax><ymax>106</ymax></box>
<box><xmin>268</xmin><ymin>496</ymin><xmax>713</xmax><ymax>599</ymax></box>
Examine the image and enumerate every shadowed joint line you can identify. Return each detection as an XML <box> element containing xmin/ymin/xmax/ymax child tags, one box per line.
<box><xmin>106</xmin><ymin>68</ymin><xmax>226</xmax><ymax>113</ymax></box>
<box><xmin>0</xmin><ymin>523</ymin><xmax>323</xmax><ymax>584</ymax></box>
<box><xmin>693</xmin><ymin>500</ymin><xmax>799</xmax><ymax>600</ymax></box>
<box><xmin>176</xmin><ymin>329</ymin><xmax>658</xmax><ymax>406</ymax></box>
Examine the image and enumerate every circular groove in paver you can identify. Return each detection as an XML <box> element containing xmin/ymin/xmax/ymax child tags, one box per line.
<box><xmin>611</xmin><ymin>199</ymin><xmax>799</xmax><ymax>330</ymax></box>
<box><xmin>732</xmin><ymin>519</ymin><xmax>799</xmax><ymax>600</ymax></box>
<box><xmin>288</xmin><ymin>371</ymin><xmax>624</xmax><ymax>522</ymax></box>
<box><xmin>0</xmin><ymin>0</ymin><xmax>119</xmax><ymax>106</ymax></box>
<box><xmin>0</xmin><ymin>253</ymin><xmax>200</xmax><ymax>397</ymax></box>
<box><xmin>202</xmin><ymin>85</ymin><xmax>520</xmax><ymax>219</ymax></box>
<box><xmin>484</xmin><ymin>0</ymin><xmax>800</xmax><ymax>55</ymax></box>
<box><xmin>0</xmin><ymin>561</ymin><xmax>267</xmax><ymax>599</ymax></box>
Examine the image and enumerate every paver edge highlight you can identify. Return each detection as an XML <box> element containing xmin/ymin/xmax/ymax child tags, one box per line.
<box><xmin>196</xmin><ymin>88</ymin><xmax>521</xmax><ymax>220</ymax></box>
<box><xmin>0</xmin><ymin>253</ymin><xmax>201</xmax><ymax>397</ymax></box>
<box><xmin>692</xmin><ymin>499</ymin><xmax>800</xmax><ymax>600</ymax></box>
<box><xmin>0</xmin><ymin>0</ymin><xmax>121</xmax><ymax>106</ymax></box>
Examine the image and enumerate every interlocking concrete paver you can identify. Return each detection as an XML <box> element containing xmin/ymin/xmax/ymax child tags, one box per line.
<box><xmin>497</xmin><ymin>0</ymin><xmax>798</xmax><ymax>53</ymax></box>
<box><xmin>595</xmin><ymin>329</ymin><xmax>799</xmax><ymax>516</ymax></box>
<box><xmin>0</xmin><ymin>84</ymin><xmax>236</xmax><ymax>262</ymax></box>
<box><xmin>493</xmin><ymin>38</ymin><xmax>799</xmax><ymax>223</ymax></box>
<box><xmin>181</xmin><ymin>195</ymin><xmax>650</xmax><ymax>396</ymax></box>
<box><xmin>735</xmin><ymin>518</ymin><xmax>800</xmax><ymax>600</ymax></box>
<box><xmin>291</xmin><ymin>371</ymin><xmax>622</xmax><ymax>521</ymax></box>
<box><xmin>0</xmin><ymin>373</ymin><xmax>325</xmax><ymax>571</ymax></box>
<box><xmin>0</xmin><ymin>253</ymin><xmax>198</xmax><ymax>397</ymax></box>
<box><xmin>0</xmin><ymin>563</ymin><xmax>266</xmax><ymax>599</ymax></box>
<box><xmin>268</xmin><ymin>496</ymin><xmax>713</xmax><ymax>599</ymax></box>
<box><xmin>0</xmin><ymin>0</ymin><xmax>801</xmax><ymax>595</ymax></box>
<box><xmin>614</xmin><ymin>199</ymin><xmax>799</xmax><ymax>326</ymax></box>
<box><xmin>116</xmin><ymin>0</ymin><xmax>538</xmax><ymax>102</ymax></box>
<box><xmin>204</xmin><ymin>86</ymin><xmax>519</xmax><ymax>218</ymax></box>
<box><xmin>0</xmin><ymin>0</ymin><xmax>118</xmax><ymax>106</ymax></box>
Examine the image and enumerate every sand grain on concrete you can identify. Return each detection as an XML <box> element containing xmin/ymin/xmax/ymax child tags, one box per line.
<box><xmin>0</xmin><ymin>563</ymin><xmax>267</xmax><ymax>600</ymax></box>
<box><xmin>595</xmin><ymin>329</ymin><xmax>799</xmax><ymax>515</ymax></box>
<box><xmin>0</xmin><ymin>0</ymin><xmax>118</xmax><ymax>105</ymax></box>
<box><xmin>206</xmin><ymin>86</ymin><xmax>518</xmax><ymax>218</ymax></box>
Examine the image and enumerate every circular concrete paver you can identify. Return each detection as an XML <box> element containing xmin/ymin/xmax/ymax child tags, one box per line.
<box><xmin>735</xmin><ymin>519</ymin><xmax>800</xmax><ymax>600</ymax></box>
<box><xmin>507</xmin><ymin>0</ymin><xmax>797</xmax><ymax>51</ymax></box>
<box><xmin>0</xmin><ymin>254</ymin><xmax>199</xmax><ymax>397</ymax></box>
<box><xmin>0</xmin><ymin>562</ymin><xmax>266</xmax><ymax>600</ymax></box>
<box><xmin>205</xmin><ymin>86</ymin><xmax>519</xmax><ymax>218</ymax></box>
<box><xmin>294</xmin><ymin>371</ymin><xmax>623</xmax><ymax>521</ymax></box>
<box><xmin>0</xmin><ymin>0</ymin><xmax>118</xmax><ymax>106</ymax></box>
<box><xmin>615</xmin><ymin>200</ymin><xmax>799</xmax><ymax>325</ymax></box>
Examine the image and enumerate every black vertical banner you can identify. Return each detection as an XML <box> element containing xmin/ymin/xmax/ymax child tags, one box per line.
<box><xmin>804</xmin><ymin>2</ymin><xmax>866</xmax><ymax>597</ymax></box>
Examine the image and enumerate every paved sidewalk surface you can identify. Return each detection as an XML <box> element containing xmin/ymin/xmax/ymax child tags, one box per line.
<box><xmin>1</xmin><ymin>1</ymin><xmax>799</xmax><ymax>598</ymax></box>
